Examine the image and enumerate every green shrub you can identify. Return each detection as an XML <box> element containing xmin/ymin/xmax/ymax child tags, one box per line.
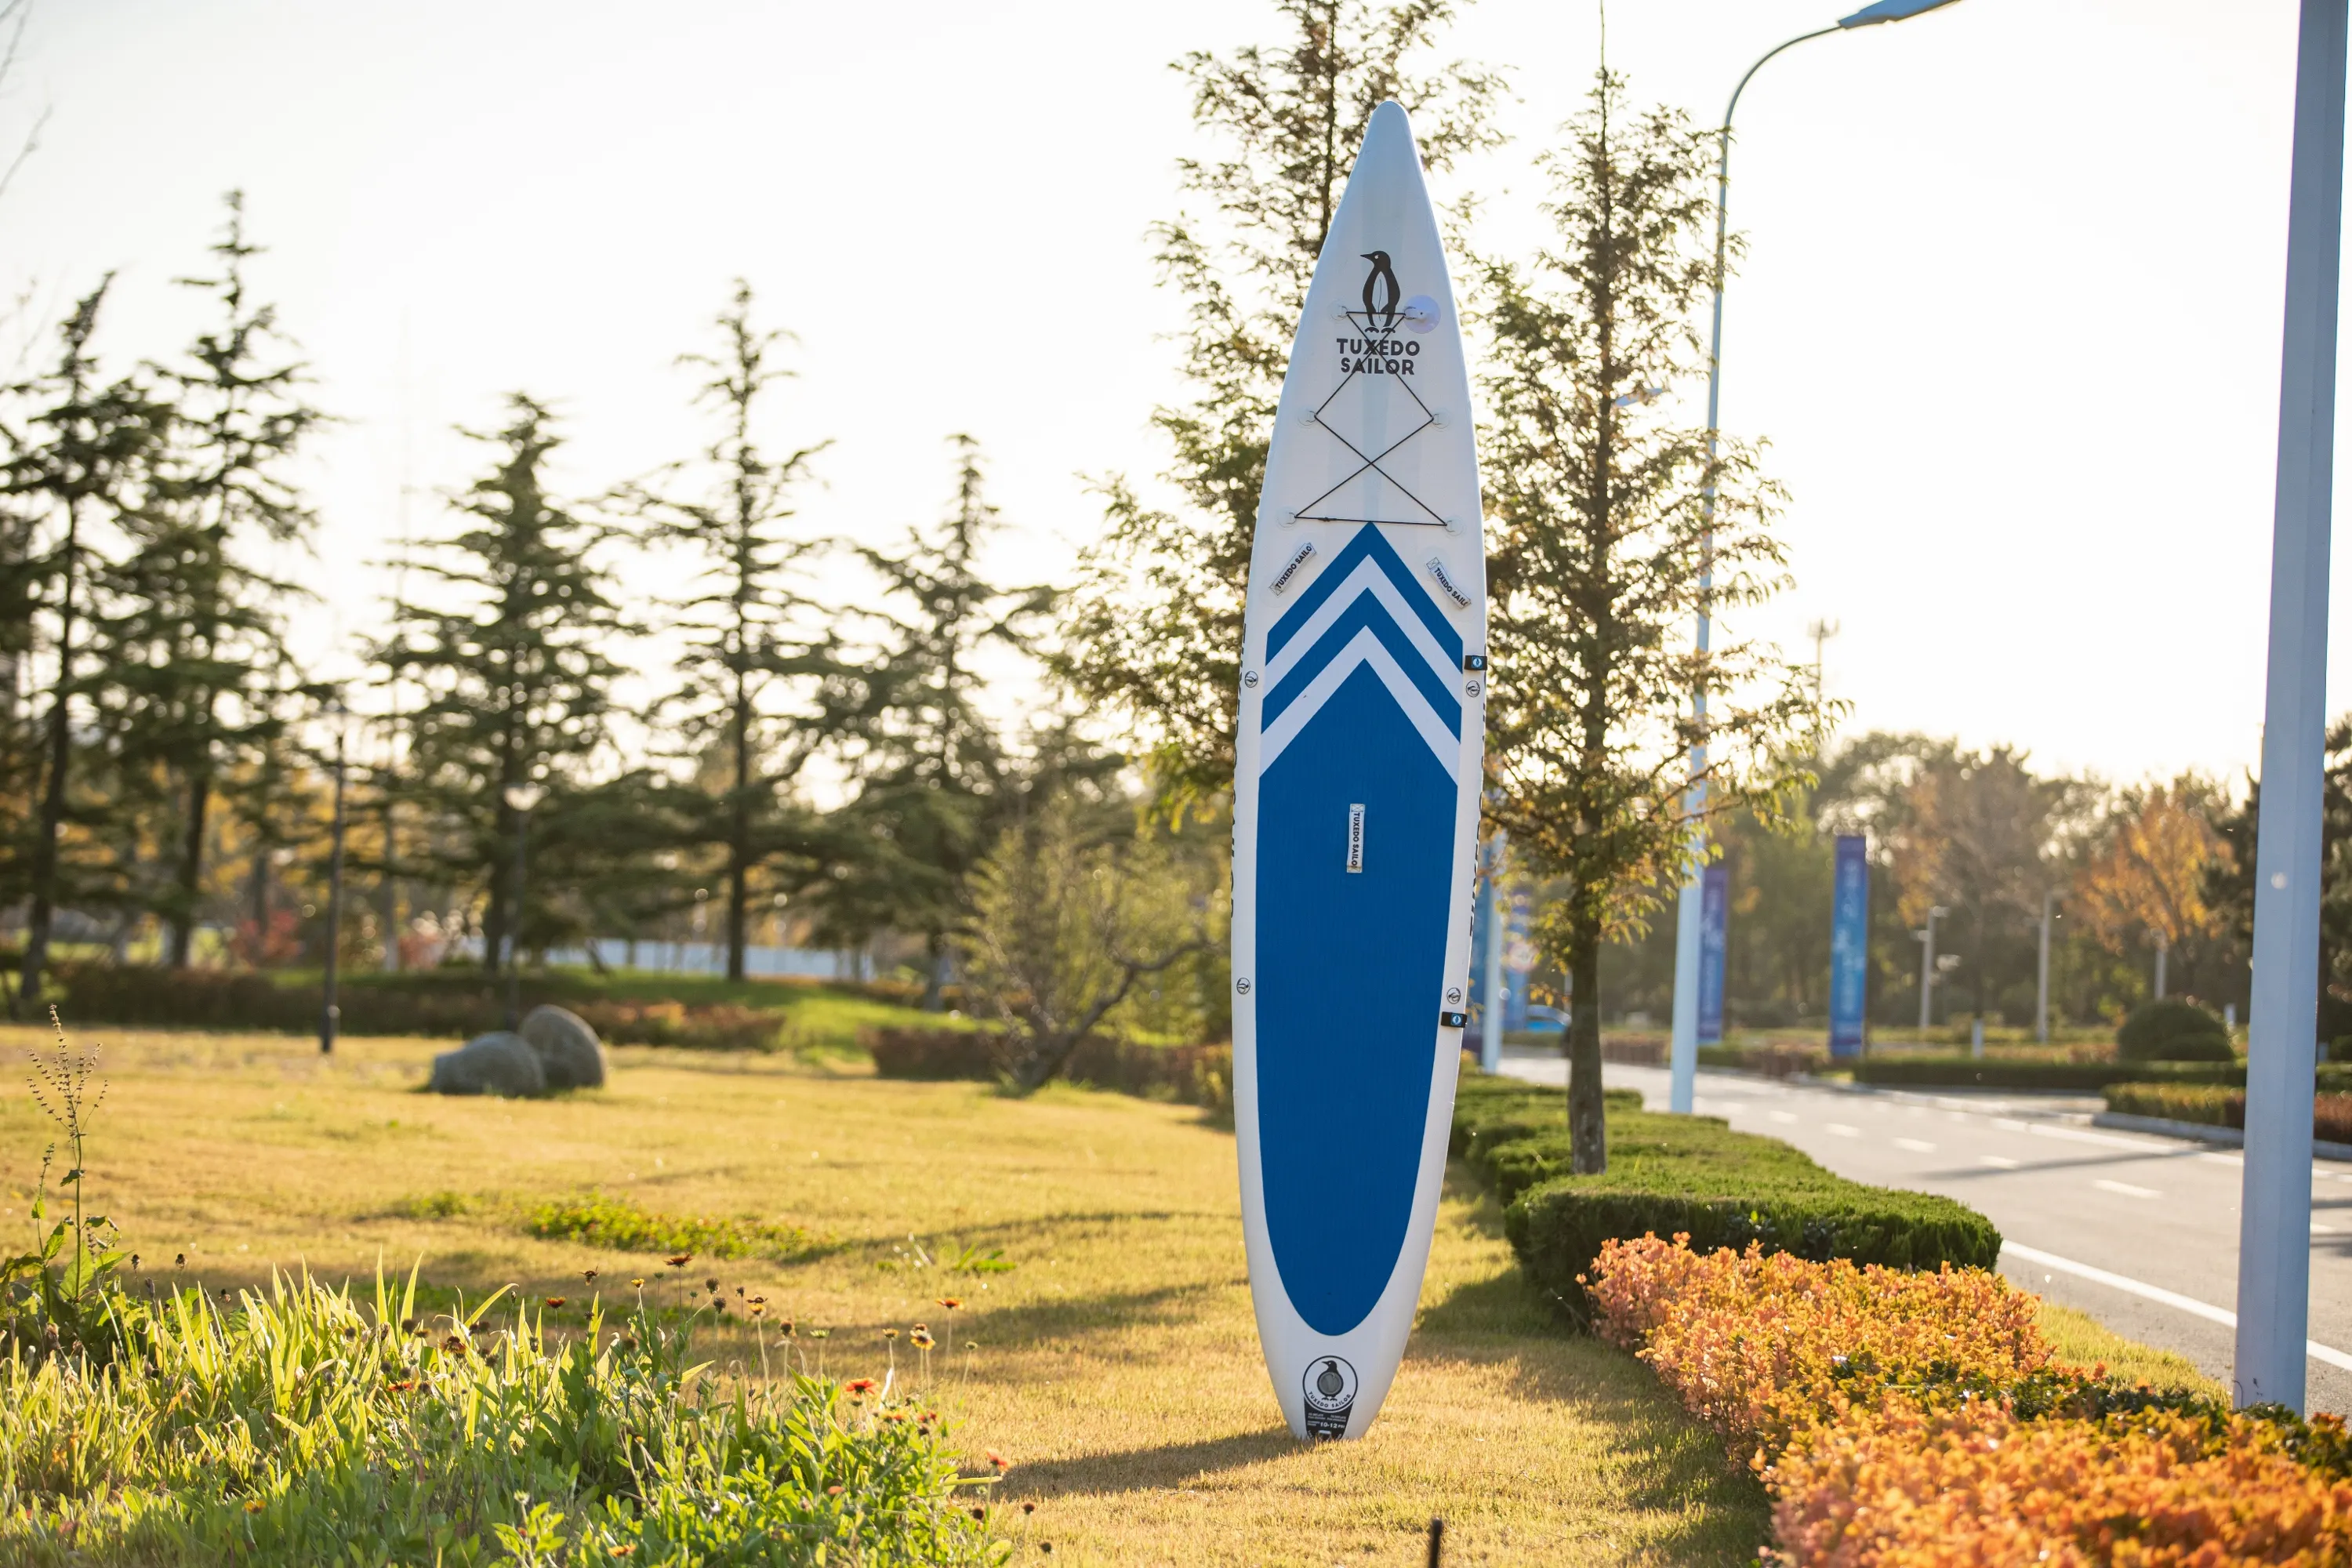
<box><xmin>2116</xmin><ymin>999</ymin><xmax>2234</xmax><ymax>1062</ymax></box>
<box><xmin>0</xmin><ymin>1269</ymin><xmax>998</xmax><ymax>1564</ymax></box>
<box><xmin>1452</xmin><ymin>1069</ymin><xmax>2000</xmax><ymax>1326</ymax></box>
<box><xmin>524</xmin><ymin>1194</ymin><xmax>821</xmax><ymax>1262</ymax></box>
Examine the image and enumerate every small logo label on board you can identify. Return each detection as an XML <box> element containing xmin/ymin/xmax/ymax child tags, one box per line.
<box><xmin>1302</xmin><ymin>1356</ymin><xmax>1359</xmax><ymax>1440</ymax></box>
<box><xmin>1345</xmin><ymin>804</ymin><xmax>1365</xmax><ymax>873</ymax></box>
<box><xmin>1439</xmin><ymin>1011</ymin><xmax>1469</xmax><ymax>1029</ymax></box>
<box><xmin>1270</xmin><ymin>543</ymin><xmax>1316</xmax><ymax>594</ymax></box>
<box><xmin>1425</xmin><ymin>557</ymin><xmax>1471</xmax><ymax>608</ymax></box>
<box><xmin>1462</xmin><ymin>653</ymin><xmax>1487</xmax><ymax>672</ymax></box>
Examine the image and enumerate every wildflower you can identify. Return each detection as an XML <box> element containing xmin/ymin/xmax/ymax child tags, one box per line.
<box><xmin>845</xmin><ymin>1377</ymin><xmax>877</xmax><ymax>1394</ymax></box>
<box><xmin>883</xmin><ymin>1327</ymin><xmax>898</xmax><ymax>1341</ymax></box>
<box><xmin>938</xmin><ymin>1297</ymin><xmax>962</xmax><ymax>1310</ymax></box>
<box><xmin>735</xmin><ymin>1285</ymin><xmax>746</xmax><ymax>1298</ymax></box>
<box><xmin>665</xmin><ymin>1254</ymin><xmax>692</xmax><ymax>1269</ymax></box>
<box><xmin>780</xmin><ymin>1319</ymin><xmax>796</xmax><ymax>1336</ymax></box>
<box><xmin>630</xmin><ymin>1278</ymin><xmax>645</xmax><ymax>1290</ymax></box>
<box><xmin>706</xmin><ymin>1276</ymin><xmax>720</xmax><ymax>1292</ymax></box>
<box><xmin>986</xmin><ymin>1450</ymin><xmax>1008</xmax><ymax>1469</ymax></box>
<box><xmin>583</xmin><ymin>1269</ymin><xmax>598</xmax><ymax>1283</ymax></box>
<box><xmin>174</xmin><ymin>1253</ymin><xmax>185</xmax><ymax>1269</ymax></box>
<box><xmin>441</xmin><ymin>1334</ymin><xmax>466</xmax><ymax>1354</ymax></box>
<box><xmin>129</xmin><ymin>1253</ymin><xmax>139</xmax><ymax>1269</ymax></box>
<box><xmin>910</xmin><ymin>1330</ymin><xmax>935</xmax><ymax>1348</ymax></box>
<box><xmin>750</xmin><ymin>1302</ymin><xmax>766</xmax><ymax>1318</ymax></box>
<box><xmin>970</xmin><ymin>1507</ymin><xmax>985</xmax><ymax>1521</ymax></box>
<box><xmin>545</xmin><ymin>1298</ymin><xmax>567</xmax><ymax>1309</ymax></box>
<box><xmin>809</xmin><ymin>1328</ymin><xmax>829</xmax><ymax>1341</ymax></box>
<box><xmin>610</xmin><ymin>1549</ymin><xmax>635</xmax><ymax>1559</ymax></box>
<box><xmin>826</xmin><ymin>1485</ymin><xmax>844</xmax><ymax>1496</ymax></box>
<box><xmin>386</xmin><ymin>1379</ymin><xmax>417</xmax><ymax>1393</ymax></box>
<box><xmin>912</xmin><ymin>1322</ymin><xmax>929</xmax><ymax>1334</ymax></box>
<box><xmin>244</xmin><ymin>1499</ymin><xmax>265</xmax><ymax>1515</ymax></box>
<box><xmin>1022</xmin><ymin>1501</ymin><xmax>1036</xmax><ymax>1515</ymax></box>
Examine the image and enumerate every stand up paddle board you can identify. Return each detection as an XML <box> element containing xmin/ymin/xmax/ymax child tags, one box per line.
<box><xmin>1232</xmin><ymin>99</ymin><xmax>1485</xmax><ymax>1443</ymax></box>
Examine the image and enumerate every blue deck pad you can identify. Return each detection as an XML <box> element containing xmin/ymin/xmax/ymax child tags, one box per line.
<box><xmin>1256</xmin><ymin>661</ymin><xmax>1457</xmax><ymax>1336</ymax></box>
<box><xmin>1267</xmin><ymin>525</ymin><xmax>1462</xmax><ymax>668</ymax></box>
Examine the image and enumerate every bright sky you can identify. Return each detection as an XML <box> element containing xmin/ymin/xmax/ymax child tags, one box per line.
<box><xmin>0</xmin><ymin>0</ymin><xmax>2321</xmax><ymax>789</ymax></box>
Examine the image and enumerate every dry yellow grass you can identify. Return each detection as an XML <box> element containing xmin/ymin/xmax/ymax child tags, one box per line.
<box><xmin>0</xmin><ymin>1022</ymin><xmax>1766</xmax><ymax>1566</ymax></box>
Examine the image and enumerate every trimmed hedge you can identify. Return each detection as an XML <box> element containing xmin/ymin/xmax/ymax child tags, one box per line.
<box><xmin>1849</xmin><ymin>1057</ymin><xmax>2246</xmax><ymax>1091</ymax></box>
<box><xmin>865</xmin><ymin>1026</ymin><xmax>1233</xmax><ymax>1115</ymax></box>
<box><xmin>1453</xmin><ymin>1069</ymin><xmax>2000</xmax><ymax>1325</ymax></box>
<box><xmin>2105</xmin><ymin>1081</ymin><xmax>2352</xmax><ymax>1144</ymax></box>
<box><xmin>36</xmin><ymin>961</ymin><xmax>798</xmax><ymax>1049</ymax></box>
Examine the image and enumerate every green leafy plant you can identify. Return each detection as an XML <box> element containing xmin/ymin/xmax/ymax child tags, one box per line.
<box><xmin>0</xmin><ymin>1013</ymin><xmax>135</xmax><ymax>1367</ymax></box>
<box><xmin>2116</xmin><ymin>999</ymin><xmax>2234</xmax><ymax>1063</ymax></box>
<box><xmin>524</xmin><ymin>1192</ymin><xmax>819</xmax><ymax>1262</ymax></box>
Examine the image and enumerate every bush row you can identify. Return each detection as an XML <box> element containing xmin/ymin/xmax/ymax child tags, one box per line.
<box><xmin>1590</xmin><ymin>1235</ymin><xmax>2352</xmax><ymax>1562</ymax></box>
<box><xmin>1849</xmin><ymin>1056</ymin><xmax>2247</xmax><ymax>1091</ymax></box>
<box><xmin>864</xmin><ymin>1027</ymin><xmax>1233</xmax><ymax>1115</ymax></box>
<box><xmin>2103</xmin><ymin>1081</ymin><xmax>2352</xmax><ymax>1145</ymax></box>
<box><xmin>35</xmin><ymin>961</ymin><xmax>800</xmax><ymax>1049</ymax></box>
<box><xmin>1451</xmin><ymin>1071</ymin><xmax>2001</xmax><ymax>1325</ymax></box>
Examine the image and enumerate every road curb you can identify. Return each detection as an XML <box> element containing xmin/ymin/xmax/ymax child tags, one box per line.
<box><xmin>2092</xmin><ymin>1111</ymin><xmax>2352</xmax><ymax>1164</ymax></box>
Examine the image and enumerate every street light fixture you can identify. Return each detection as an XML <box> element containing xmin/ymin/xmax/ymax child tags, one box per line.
<box><xmin>502</xmin><ymin>781</ymin><xmax>546</xmax><ymax>1030</ymax></box>
<box><xmin>1668</xmin><ymin>0</ymin><xmax>1965</xmax><ymax>1116</ymax></box>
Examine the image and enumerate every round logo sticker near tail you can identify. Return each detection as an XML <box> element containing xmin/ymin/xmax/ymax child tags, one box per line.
<box><xmin>1301</xmin><ymin>1355</ymin><xmax>1359</xmax><ymax>1439</ymax></box>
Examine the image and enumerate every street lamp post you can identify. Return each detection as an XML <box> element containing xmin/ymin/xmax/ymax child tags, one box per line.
<box><xmin>1668</xmin><ymin>0</ymin><xmax>1965</xmax><ymax>1116</ymax></box>
<box><xmin>1913</xmin><ymin>905</ymin><xmax>1948</xmax><ymax>1033</ymax></box>
<box><xmin>319</xmin><ymin>700</ymin><xmax>349</xmax><ymax>1057</ymax></box>
<box><xmin>502</xmin><ymin>782</ymin><xmax>546</xmax><ymax>1031</ymax></box>
<box><xmin>2237</xmin><ymin>0</ymin><xmax>2347</xmax><ymax>1416</ymax></box>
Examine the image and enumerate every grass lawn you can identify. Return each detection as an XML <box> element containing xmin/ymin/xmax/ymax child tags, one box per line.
<box><xmin>0</xmin><ymin>1023</ymin><xmax>1769</xmax><ymax>1566</ymax></box>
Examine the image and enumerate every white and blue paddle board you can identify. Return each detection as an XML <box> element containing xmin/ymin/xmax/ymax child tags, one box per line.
<box><xmin>1232</xmin><ymin>100</ymin><xmax>1485</xmax><ymax>1443</ymax></box>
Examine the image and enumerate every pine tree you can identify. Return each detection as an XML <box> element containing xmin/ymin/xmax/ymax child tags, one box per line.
<box><xmin>836</xmin><ymin>437</ymin><xmax>1048</xmax><ymax>1007</ymax></box>
<box><xmin>123</xmin><ymin>191</ymin><xmax>324</xmax><ymax>969</ymax></box>
<box><xmin>1055</xmin><ymin>0</ymin><xmax>1502</xmax><ymax>812</ymax></box>
<box><xmin>372</xmin><ymin>396</ymin><xmax>629</xmax><ymax>974</ymax></box>
<box><xmin>1478</xmin><ymin>73</ymin><xmax>1812</xmax><ymax>1173</ymax></box>
<box><xmin>633</xmin><ymin>281</ymin><xmax>848</xmax><ymax>981</ymax></box>
<box><xmin>2</xmin><ymin>281</ymin><xmax>171</xmax><ymax>1004</ymax></box>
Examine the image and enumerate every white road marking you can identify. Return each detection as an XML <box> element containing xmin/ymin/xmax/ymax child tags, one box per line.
<box><xmin>1769</xmin><ymin>1111</ymin><xmax>1798</xmax><ymax>1125</ymax></box>
<box><xmin>1827</xmin><ymin>1123</ymin><xmax>1861</xmax><ymax>1138</ymax></box>
<box><xmin>2318</xmin><ymin>1223</ymin><xmax>2339</xmax><ymax>1235</ymax></box>
<box><xmin>1980</xmin><ymin>1155</ymin><xmax>2020</xmax><ymax>1169</ymax></box>
<box><xmin>2002</xmin><ymin>1240</ymin><xmax>2352</xmax><ymax>1374</ymax></box>
<box><xmin>1894</xmin><ymin>1138</ymin><xmax>1937</xmax><ymax>1152</ymax></box>
<box><xmin>2095</xmin><ymin>1179</ymin><xmax>2161</xmax><ymax>1199</ymax></box>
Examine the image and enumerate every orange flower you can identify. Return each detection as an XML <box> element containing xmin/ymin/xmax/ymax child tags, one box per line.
<box><xmin>844</xmin><ymin>1377</ymin><xmax>877</xmax><ymax>1395</ymax></box>
<box><xmin>986</xmin><ymin>1450</ymin><xmax>1009</xmax><ymax>1469</ymax></box>
<box><xmin>665</xmin><ymin>1254</ymin><xmax>692</xmax><ymax>1269</ymax></box>
<box><xmin>938</xmin><ymin>1297</ymin><xmax>962</xmax><ymax>1310</ymax></box>
<box><xmin>543</xmin><ymin>1297</ymin><xmax>567</xmax><ymax>1309</ymax></box>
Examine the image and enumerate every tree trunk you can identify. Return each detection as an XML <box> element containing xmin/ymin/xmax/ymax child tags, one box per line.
<box><xmin>727</xmin><ymin>668</ymin><xmax>750</xmax><ymax>982</ymax></box>
<box><xmin>20</xmin><ymin>514</ymin><xmax>83</xmax><ymax>1007</ymax></box>
<box><xmin>1566</xmin><ymin>917</ymin><xmax>1607</xmax><ymax>1174</ymax></box>
<box><xmin>168</xmin><ymin>759</ymin><xmax>212</xmax><ymax>968</ymax></box>
<box><xmin>921</xmin><ymin>932</ymin><xmax>946</xmax><ymax>1011</ymax></box>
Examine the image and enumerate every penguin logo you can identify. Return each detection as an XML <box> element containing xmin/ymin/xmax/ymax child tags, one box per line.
<box><xmin>1301</xmin><ymin>1354</ymin><xmax>1359</xmax><ymax>1439</ymax></box>
<box><xmin>1360</xmin><ymin>251</ymin><xmax>1400</xmax><ymax>328</ymax></box>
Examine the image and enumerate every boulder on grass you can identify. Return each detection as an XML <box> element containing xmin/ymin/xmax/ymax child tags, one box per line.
<box><xmin>521</xmin><ymin>1004</ymin><xmax>607</xmax><ymax>1090</ymax></box>
<box><xmin>428</xmin><ymin>1031</ymin><xmax>547</xmax><ymax>1098</ymax></box>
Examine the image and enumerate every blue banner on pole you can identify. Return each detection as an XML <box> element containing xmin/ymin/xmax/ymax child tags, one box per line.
<box><xmin>1697</xmin><ymin>864</ymin><xmax>1728</xmax><ymax>1045</ymax></box>
<box><xmin>1829</xmin><ymin>834</ymin><xmax>1871</xmax><ymax>1059</ymax></box>
<box><xmin>1502</xmin><ymin>890</ymin><xmax>1533</xmax><ymax>1033</ymax></box>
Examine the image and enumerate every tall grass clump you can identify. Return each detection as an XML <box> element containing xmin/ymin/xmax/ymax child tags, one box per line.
<box><xmin>0</xmin><ymin>1018</ymin><xmax>1000</xmax><ymax>1564</ymax></box>
<box><xmin>0</xmin><ymin>1269</ymin><xmax>1002</xmax><ymax>1564</ymax></box>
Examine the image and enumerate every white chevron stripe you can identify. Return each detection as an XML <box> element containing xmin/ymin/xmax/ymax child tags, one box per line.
<box><xmin>1259</xmin><ymin>627</ymin><xmax>1461</xmax><ymax>772</ymax></box>
<box><xmin>1264</xmin><ymin>557</ymin><xmax>1457</xmax><ymax>692</ymax></box>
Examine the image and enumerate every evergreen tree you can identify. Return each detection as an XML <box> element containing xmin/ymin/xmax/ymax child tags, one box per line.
<box><xmin>103</xmin><ymin>193</ymin><xmax>323</xmax><ymax>967</ymax></box>
<box><xmin>1056</xmin><ymin>0</ymin><xmax>1502</xmax><ymax>812</ymax></box>
<box><xmin>2</xmin><ymin>281</ymin><xmax>170</xmax><ymax>1004</ymax></box>
<box><xmin>1477</xmin><ymin>74</ymin><xmax>1811</xmax><ymax>1172</ymax></box>
<box><xmin>633</xmin><ymin>281</ymin><xmax>848</xmax><ymax>981</ymax></box>
<box><xmin>372</xmin><ymin>396</ymin><xmax>629</xmax><ymax>974</ymax></box>
<box><xmin>835</xmin><ymin>437</ymin><xmax>1047</xmax><ymax>1006</ymax></box>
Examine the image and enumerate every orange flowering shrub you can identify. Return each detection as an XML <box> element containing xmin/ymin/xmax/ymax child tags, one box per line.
<box><xmin>1772</xmin><ymin>1399</ymin><xmax>2352</xmax><ymax>1566</ymax></box>
<box><xmin>1588</xmin><ymin>1234</ymin><xmax>2048</xmax><ymax>1459</ymax></box>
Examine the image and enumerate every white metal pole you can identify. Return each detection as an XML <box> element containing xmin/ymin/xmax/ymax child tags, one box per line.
<box><xmin>2237</xmin><ymin>0</ymin><xmax>2346</xmax><ymax>1417</ymax></box>
<box><xmin>2154</xmin><ymin>935</ymin><xmax>2169</xmax><ymax>1003</ymax></box>
<box><xmin>1480</xmin><ymin>838</ymin><xmax>1505</xmax><ymax>1073</ymax></box>
<box><xmin>2035</xmin><ymin>891</ymin><xmax>2052</xmax><ymax>1044</ymax></box>
<box><xmin>1916</xmin><ymin>910</ymin><xmax>1939</xmax><ymax>1033</ymax></box>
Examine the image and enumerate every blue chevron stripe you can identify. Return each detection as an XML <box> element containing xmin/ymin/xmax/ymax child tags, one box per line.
<box><xmin>1267</xmin><ymin>525</ymin><xmax>1461</xmax><ymax>666</ymax></box>
<box><xmin>1263</xmin><ymin>594</ymin><xmax>1461</xmax><ymax>737</ymax></box>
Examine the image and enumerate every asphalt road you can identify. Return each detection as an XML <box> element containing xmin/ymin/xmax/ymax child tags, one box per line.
<box><xmin>1495</xmin><ymin>1050</ymin><xmax>2352</xmax><ymax>1415</ymax></box>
